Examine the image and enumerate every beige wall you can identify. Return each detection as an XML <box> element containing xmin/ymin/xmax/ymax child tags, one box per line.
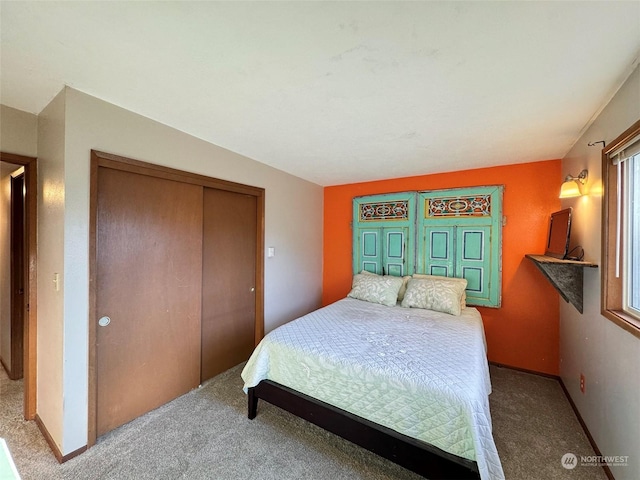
<box><xmin>0</xmin><ymin>105</ymin><xmax>38</xmax><ymax>157</ymax></box>
<box><xmin>0</xmin><ymin>105</ymin><xmax>37</xmax><ymax>376</ymax></box>
<box><xmin>36</xmin><ymin>90</ymin><xmax>66</xmax><ymax>452</ymax></box>
<box><xmin>560</xmin><ymin>63</ymin><xmax>640</xmax><ymax>480</ymax></box>
<box><xmin>39</xmin><ymin>87</ymin><xmax>323</xmax><ymax>453</ymax></box>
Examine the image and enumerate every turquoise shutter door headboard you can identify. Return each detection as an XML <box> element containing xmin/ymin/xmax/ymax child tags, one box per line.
<box><xmin>352</xmin><ymin>186</ymin><xmax>502</xmax><ymax>307</ymax></box>
<box><xmin>353</xmin><ymin>193</ymin><xmax>416</xmax><ymax>277</ymax></box>
<box><xmin>418</xmin><ymin>186</ymin><xmax>503</xmax><ymax>307</ymax></box>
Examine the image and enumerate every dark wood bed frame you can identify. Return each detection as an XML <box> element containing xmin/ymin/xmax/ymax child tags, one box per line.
<box><xmin>248</xmin><ymin>380</ymin><xmax>480</xmax><ymax>480</ymax></box>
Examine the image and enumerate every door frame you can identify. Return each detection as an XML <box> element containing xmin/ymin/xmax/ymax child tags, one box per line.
<box><xmin>0</xmin><ymin>152</ymin><xmax>38</xmax><ymax>420</ymax></box>
<box><xmin>88</xmin><ymin>150</ymin><xmax>265</xmax><ymax>446</ymax></box>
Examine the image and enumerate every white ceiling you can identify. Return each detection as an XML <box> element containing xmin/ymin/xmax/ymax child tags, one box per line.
<box><xmin>1</xmin><ymin>2</ymin><xmax>639</xmax><ymax>186</ymax></box>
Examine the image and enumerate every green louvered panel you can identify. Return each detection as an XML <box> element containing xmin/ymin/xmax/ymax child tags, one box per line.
<box><xmin>353</xmin><ymin>227</ymin><xmax>410</xmax><ymax>276</ymax></box>
<box><xmin>353</xmin><ymin>193</ymin><xmax>416</xmax><ymax>276</ymax></box>
<box><xmin>419</xmin><ymin>226</ymin><xmax>455</xmax><ymax>277</ymax></box>
<box><xmin>384</xmin><ymin>229</ymin><xmax>408</xmax><ymax>276</ymax></box>
<box><xmin>456</xmin><ymin>226</ymin><xmax>493</xmax><ymax>304</ymax></box>
<box><xmin>418</xmin><ymin>186</ymin><xmax>503</xmax><ymax>307</ymax></box>
<box><xmin>359</xmin><ymin>229</ymin><xmax>382</xmax><ymax>274</ymax></box>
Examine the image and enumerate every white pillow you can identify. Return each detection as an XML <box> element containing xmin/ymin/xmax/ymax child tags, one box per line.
<box><xmin>412</xmin><ymin>274</ymin><xmax>467</xmax><ymax>309</ymax></box>
<box><xmin>360</xmin><ymin>270</ymin><xmax>411</xmax><ymax>302</ymax></box>
<box><xmin>401</xmin><ymin>276</ymin><xmax>468</xmax><ymax>315</ymax></box>
<box><xmin>348</xmin><ymin>273</ymin><xmax>404</xmax><ymax>307</ymax></box>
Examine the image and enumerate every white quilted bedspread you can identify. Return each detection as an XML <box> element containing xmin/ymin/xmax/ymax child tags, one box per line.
<box><xmin>241</xmin><ymin>298</ymin><xmax>504</xmax><ymax>480</ymax></box>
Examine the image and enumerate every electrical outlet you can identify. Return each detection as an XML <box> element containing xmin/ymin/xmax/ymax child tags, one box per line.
<box><xmin>580</xmin><ymin>373</ymin><xmax>585</xmax><ymax>393</ymax></box>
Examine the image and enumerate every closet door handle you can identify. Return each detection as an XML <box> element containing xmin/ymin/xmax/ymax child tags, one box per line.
<box><xmin>250</xmin><ymin>287</ymin><xmax>255</xmax><ymax>292</ymax></box>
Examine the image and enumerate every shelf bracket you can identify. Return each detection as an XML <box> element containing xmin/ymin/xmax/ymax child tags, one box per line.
<box><xmin>525</xmin><ymin>255</ymin><xmax>598</xmax><ymax>314</ymax></box>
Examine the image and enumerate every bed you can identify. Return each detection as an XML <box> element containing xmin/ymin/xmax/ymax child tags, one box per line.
<box><xmin>241</xmin><ymin>274</ymin><xmax>505</xmax><ymax>480</ymax></box>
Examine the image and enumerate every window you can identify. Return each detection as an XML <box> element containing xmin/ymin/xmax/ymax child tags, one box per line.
<box><xmin>602</xmin><ymin>119</ymin><xmax>640</xmax><ymax>337</ymax></box>
<box><xmin>629</xmin><ymin>155</ymin><xmax>640</xmax><ymax>315</ymax></box>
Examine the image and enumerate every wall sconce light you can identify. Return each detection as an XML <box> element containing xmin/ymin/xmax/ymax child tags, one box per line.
<box><xmin>559</xmin><ymin>169</ymin><xmax>588</xmax><ymax>198</ymax></box>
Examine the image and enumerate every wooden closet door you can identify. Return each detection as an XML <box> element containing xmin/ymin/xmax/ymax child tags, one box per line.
<box><xmin>96</xmin><ymin>167</ymin><xmax>203</xmax><ymax>437</ymax></box>
<box><xmin>201</xmin><ymin>188</ymin><xmax>257</xmax><ymax>382</ymax></box>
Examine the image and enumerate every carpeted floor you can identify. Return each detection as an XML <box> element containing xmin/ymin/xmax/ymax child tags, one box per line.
<box><xmin>0</xmin><ymin>364</ymin><xmax>607</xmax><ymax>480</ymax></box>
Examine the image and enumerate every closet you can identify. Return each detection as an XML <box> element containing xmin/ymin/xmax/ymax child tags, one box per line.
<box><xmin>201</xmin><ymin>188</ymin><xmax>257</xmax><ymax>381</ymax></box>
<box><xmin>90</xmin><ymin>151</ymin><xmax>264</xmax><ymax>441</ymax></box>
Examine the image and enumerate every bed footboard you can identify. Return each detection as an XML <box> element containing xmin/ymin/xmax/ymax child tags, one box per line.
<box><xmin>247</xmin><ymin>380</ymin><xmax>480</xmax><ymax>480</ymax></box>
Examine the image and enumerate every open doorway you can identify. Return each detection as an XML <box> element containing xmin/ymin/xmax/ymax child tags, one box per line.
<box><xmin>1</xmin><ymin>163</ymin><xmax>24</xmax><ymax>380</ymax></box>
<box><xmin>0</xmin><ymin>152</ymin><xmax>37</xmax><ymax>420</ymax></box>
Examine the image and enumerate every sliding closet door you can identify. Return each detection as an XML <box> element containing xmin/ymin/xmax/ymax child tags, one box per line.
<box><xmin>201</xmin><ymin>188</ymin><xmax>257</xmax><ymax>382</ymax></box>
<box><xmin>96</xmin><ymin>167</ymin><xmax>203</xmax><ymax>437</ymax></box>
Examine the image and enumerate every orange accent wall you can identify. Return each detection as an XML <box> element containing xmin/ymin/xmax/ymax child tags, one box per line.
<box><xmin>323</xmin><ymin>160</ymin><xmax>562</xmax><ymax>375</ymax></box>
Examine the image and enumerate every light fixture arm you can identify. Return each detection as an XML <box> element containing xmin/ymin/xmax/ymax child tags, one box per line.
<box><xmin>564</xmin><ymin>169</ymin><xmax>588</xmax><ymax>185</ymax></box>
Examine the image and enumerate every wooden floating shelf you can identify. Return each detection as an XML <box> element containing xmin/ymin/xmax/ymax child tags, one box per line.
<box><xmin>525</xmin><ymin>254</ymin><xmax>598</xmax><ymax>314</ymax></box>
